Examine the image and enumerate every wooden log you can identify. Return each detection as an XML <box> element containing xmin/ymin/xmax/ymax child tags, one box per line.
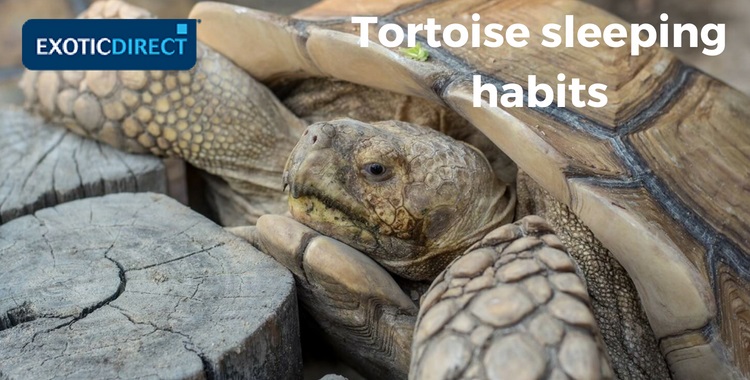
<box><xmin>0</xmin><ymin>192</ymin><xmax>301</xmax><ymax>379</ymax></box>
<box><xmin>0</xmin><ymin>106</ymin><xmax>166</xmax><ymax>224</ymax></box>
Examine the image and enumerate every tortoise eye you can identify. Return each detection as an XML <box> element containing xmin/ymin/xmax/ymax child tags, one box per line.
<box><xmin>363</xmin><ymin>162</ymin><xmax>389</xmax><ymax>181</ymax></box>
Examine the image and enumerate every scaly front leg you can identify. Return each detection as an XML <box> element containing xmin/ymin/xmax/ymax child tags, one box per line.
<box><xmin>20</xmin><ymin>0</ymin><xmax>306</xmax><ymax>205</ymax></box>
<box><xmin>411</xmin><ymin>216</ymin><xmax>613</xmax><ymax>379</ymax></box>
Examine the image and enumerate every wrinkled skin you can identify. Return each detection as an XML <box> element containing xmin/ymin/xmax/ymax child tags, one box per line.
<box><xmin>251</xmin><ymin>117</ymin><xmax>666</xmax><ymax>380</ymax></box>
<box><xmin>283</xmin><ymin>119</ymin><xmax>515</xmax><ymax>281</ymax></box>
<box><xmin>245</xmin><ymin>117</ymin><xmax>617</xmax><ymax>379</ymax></box>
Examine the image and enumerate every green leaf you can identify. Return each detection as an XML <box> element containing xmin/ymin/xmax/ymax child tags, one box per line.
<box><xmin>399</xmin><ymin>43</ymin><xmax>429</xmax><ymax>61</ymax></box>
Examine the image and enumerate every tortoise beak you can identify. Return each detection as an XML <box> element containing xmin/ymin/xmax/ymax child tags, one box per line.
<box><xmin>284</xmin><ymin>123</ymin><xmax>339</xmax><ymax>199</ymax></box>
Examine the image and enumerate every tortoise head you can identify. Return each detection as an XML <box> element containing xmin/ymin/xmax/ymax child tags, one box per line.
<box><xmin>284</xmin><ymin>119</ymin><xmax>515</xmax><ymax>280</ymax></box>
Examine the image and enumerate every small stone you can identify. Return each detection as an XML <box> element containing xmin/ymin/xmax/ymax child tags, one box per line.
<box><xmin>559</xmin><ymin>331</ymin><xmax>601</xmax><ymax>380</ymax></box>
<box><xmin>415</xmin><ymin>334</ymin><xmax>471</xmax><ymax>380</ymax></box>
<box><xmin>469</xmin><ymin>285</ymin><xmax>535</xmax><ymax>327</ymax></box>
<box><xmin>538</xmin><ymin>247</ymin><xmax>575</xmax><ymax>272</ymax></box>
<box><xmin>496</xmin><ymin>259</ymin><xmax>542</xmax><ymax>282</ymax></box>
<box><xmin>529</xmin><ymin>314</ymin><xmax>564</xmax><ymax>346</ymax></box>
<box><xmin>319</xmin><ymin>375</ymin><xmax>346</xmax><ymax>380</ymax></box>
<box><xmin>410</xmin><ymin>290</ymin><xmax>420</xmax><ymax>302</ymax></box>
<box><xmin>548</xmin><ymin>294</ymin><xmax>596</xmax><ymax>328</ymax></box>
<box><xmin>550</xmin><ymin>273</ymin><xmax>589</xmax><ymax>300</ymax></box>
<box><xmin>484</xmin><ymin>333</ymin><xmax>546</xmax><ymax>380</ymax></box>
<box><xmin>522</xmin><ymin>275</ymin><xmax>553</xmax><ymax>304</ymax></box>
<box><xmin>414</xmin><ymin>299</ymin><xmax>458</xmax><ymax>344</ymax></box>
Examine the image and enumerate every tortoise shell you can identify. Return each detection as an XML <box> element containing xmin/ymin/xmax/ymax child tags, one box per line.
<box><xmin>190</xmin><ymin>0</ymin><xmax>750</xmax><ymax>378</ymax></box>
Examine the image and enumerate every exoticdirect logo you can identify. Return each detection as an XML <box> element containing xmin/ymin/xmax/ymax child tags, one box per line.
<box><xmin>22</xmin><ymin>19</ymin><xmax>197</xmax><ymax>70</ymax></box>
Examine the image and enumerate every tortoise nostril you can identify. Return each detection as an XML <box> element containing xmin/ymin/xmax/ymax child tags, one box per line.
<box><xmin>303</xmin><ymin>130</ymin><xmax>308</xmax><ymax>136</ymax></box>
<box><xmin>312</xmin><ymin>135</ymin><xmax>318</xmax><ymax>144</ymax></box>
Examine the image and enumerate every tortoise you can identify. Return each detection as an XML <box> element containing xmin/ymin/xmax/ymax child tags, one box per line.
<box><xmin>19</xmin><ymin>0</ymin><xmax>750</xmax><ymax>379</ymax></box>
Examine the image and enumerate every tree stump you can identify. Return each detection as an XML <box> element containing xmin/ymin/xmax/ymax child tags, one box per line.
<box><xmin>0</xmin><ymin>193</ymin><xmax>301</xmax><ymax>379</ymax></box>
<box><xmin>0</xmin><ymin>107</ymin><xmax>166</xmax><ymax>224</ymax></box>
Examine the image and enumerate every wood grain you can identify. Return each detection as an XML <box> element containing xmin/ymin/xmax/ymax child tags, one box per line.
<box><xmin>0</xmin><ymin>107</ymin><xmax>165</xmax><ymax>224</ymax></box>
<box><xmin>0</xmin><ymin>193</ymin><xmax>301</xmax><ymax>379</ymax></box>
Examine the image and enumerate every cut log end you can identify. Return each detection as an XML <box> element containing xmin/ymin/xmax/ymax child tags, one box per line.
<box><xmin>0</xmin><ymin>106</ymin><xmax>166</xmax><ymax>224</ymax></box>
<box><xmin>0</xmin><ymin>192</ymin><xmax>301</xmax><ymax>379</ymax></box>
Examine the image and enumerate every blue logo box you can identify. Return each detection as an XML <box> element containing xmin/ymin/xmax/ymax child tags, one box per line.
<box><xmin>23</xmin><ymin>19</ymin><xmax>198</xmax><ymax>70</ymax></box>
